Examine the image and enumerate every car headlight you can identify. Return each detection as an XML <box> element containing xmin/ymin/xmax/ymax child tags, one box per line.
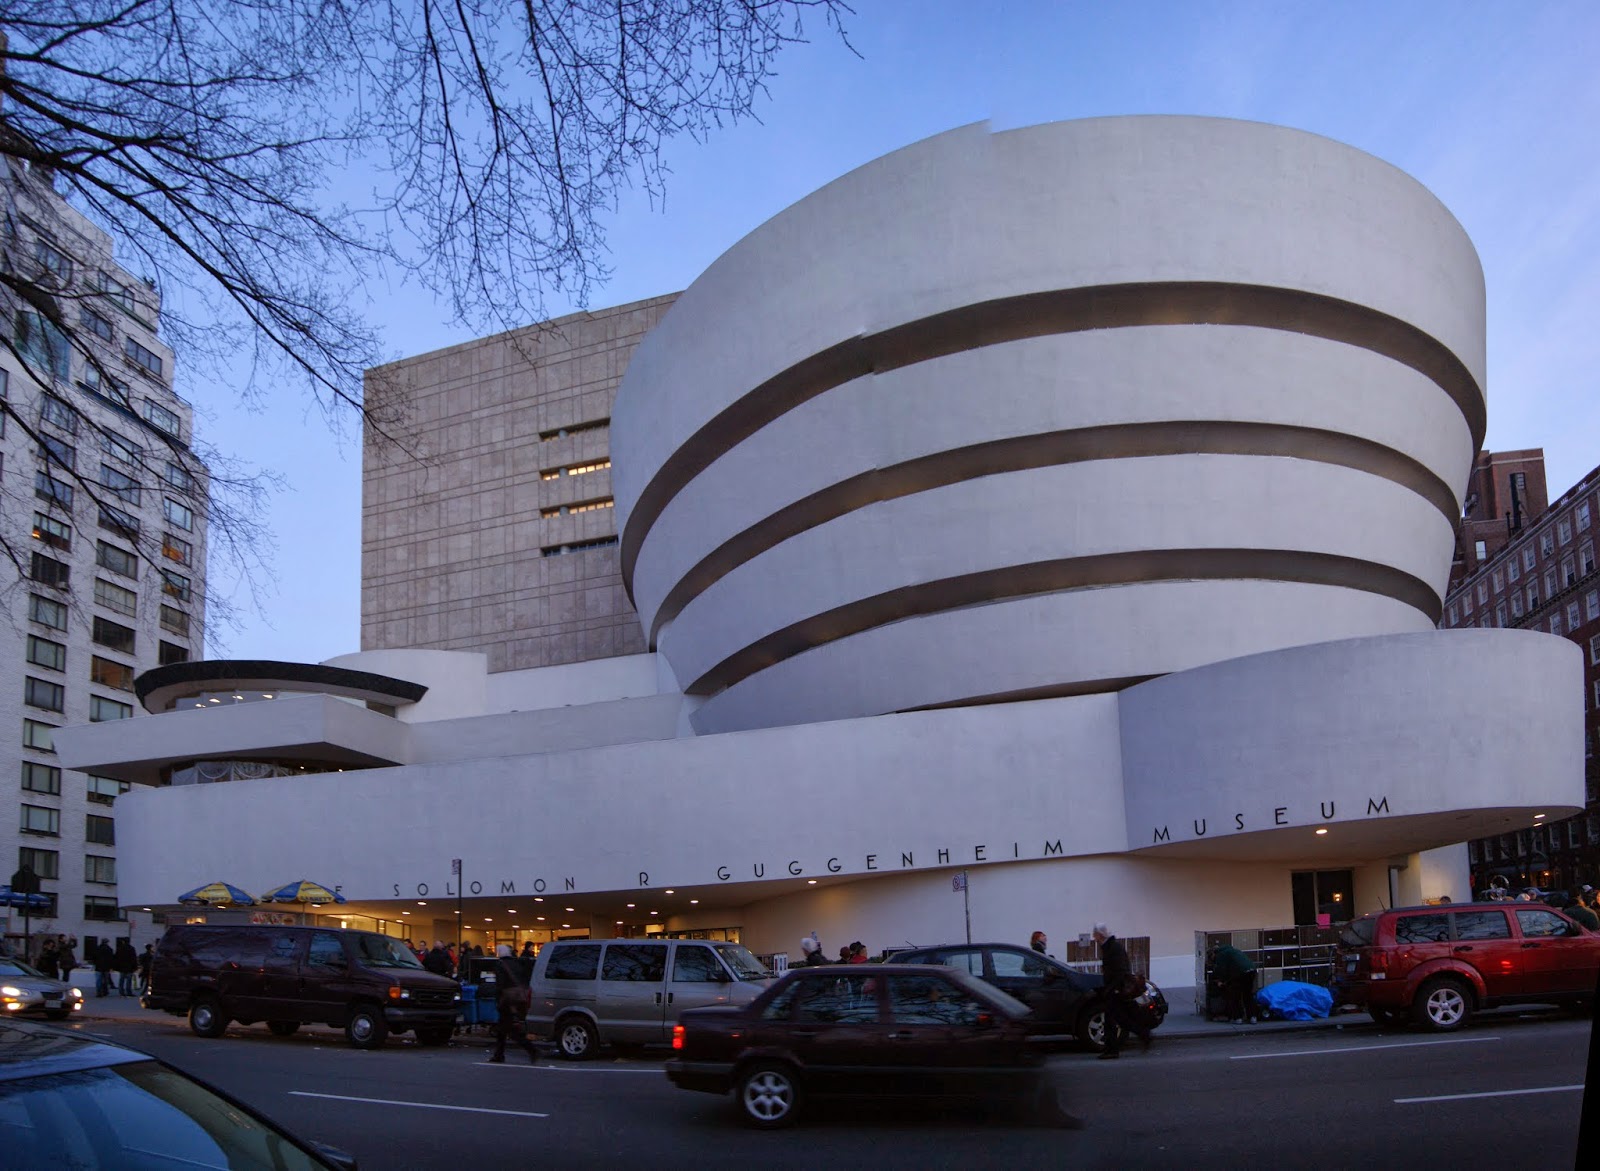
<box><xmin>68</xmin><ymin>988</ymin><xmax>84</xmax><ymax>1000</ymax></box>
<box><xmin>0</xmin><ymin>986</ymin><xmax>22</xmax><ymax>997</ymax></box>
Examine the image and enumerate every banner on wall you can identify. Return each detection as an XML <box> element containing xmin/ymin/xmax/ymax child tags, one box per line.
<box><xmin>250</xmin><ymin>911</ymin><xmax>299</xmax><ymax>926</ymax></box>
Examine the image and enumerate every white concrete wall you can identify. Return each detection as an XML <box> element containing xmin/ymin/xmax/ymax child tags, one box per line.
<box><xmin>325</xmin><ymin>649</ymin><xmax>488</xmax><ymax>722</ymax></box>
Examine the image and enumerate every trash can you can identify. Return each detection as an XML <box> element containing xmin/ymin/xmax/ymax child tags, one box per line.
<box><xmin>458</xmin><ymin>983</ymin><xmax>478</xmax><ymax>1029</ymax></box>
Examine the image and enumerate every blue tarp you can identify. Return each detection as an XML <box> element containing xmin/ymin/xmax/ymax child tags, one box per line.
<box><xmin>1256</xmin><ymin>980</ymin><xmax>1334</xmax><ymax>1021</ymax></box>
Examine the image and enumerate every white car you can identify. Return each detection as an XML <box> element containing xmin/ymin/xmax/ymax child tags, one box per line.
<box><xmin>0</xmin><ymin>957</ymin><xmax>85</xmax><ymax>1020</ymax></box>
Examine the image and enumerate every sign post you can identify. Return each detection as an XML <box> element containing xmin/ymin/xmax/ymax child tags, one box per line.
<box><xmin>451</xmin><ymin>858</ymin><xmax>463</xmax><ymax>967</ymax></box>
<box><xmin>10</xmin><ymin>866</ymin><xmax>40</xmax><ymax>962</ymax></box>
<box><xmin>952</xmin><ymin>870</ymin><xmax>971</xmax><ymax>945</ymax></box>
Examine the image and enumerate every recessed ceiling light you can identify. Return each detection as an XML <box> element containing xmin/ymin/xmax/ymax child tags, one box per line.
<box><xmin>417</xmin><ymin>901</ymin><xmax>427</xmax><ymax>906</ymax></box>
<box><xmin>616</xmin><ymin>920</ymin><xmax>623</xmax><ymax>925</ymax></box>
<box><xmin>689</xmin><ymin>899</ymin><xmax>699</xmax><ymax>905</ymax></box>
<box><xmin>626</xmin><ymin>903</ymin><xmax>636</xmax><ymax>908</ymax></box>
<box><xmin>562</xmin><ymin>923</ymin><xmax>570</xmax><ymax>928</ymax></box>
<box><xmin>664</xmin><ymin>890</ymin><xmax>674</xmax><ymax>895</ymax></box>
<box><xmin>650</xmin><ymin>911</ymin><xmax>659</xmax><ymax>916</ymax></box>
<box><xmin>508</xmin><ymin>909</ymin><xmax>518</xmax><ymax>913</ymax></box>
<box><xmin>401</xmin><ymin>911</ymin><xmax>410</xmax><ymax>915</ymax></box>
<box><xmin>1534</xmin><ymin>813</ymin><xmax>1546</xmax><ymax>819</ymax></box>
<box><xmin>565</xmin><ymin>907</ymin><xmax>575</xmax><ymax>912</ymax></box>
<box><xmin>534</xmin><ymin>897</ymin><xmax>544</xmax><ymax>902</ymax></box>
<box><xmin>807</xmin><ymin>879</ymin><xmax>817</xmax><ymax>885</ymax></box>
<box><xmin>1315</xmin><ymin>828</ymin><xmax>1328</xmax><ymax>836</ymax></box>
<box><xmin>536</xmin><ymin>916</ymin><xmax>545</xmax><ymax>921</ymax></box>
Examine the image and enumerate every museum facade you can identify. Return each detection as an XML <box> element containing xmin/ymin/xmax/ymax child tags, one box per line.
<box><xmin>56</xmin><ymin>118</ymin><xmax>1582</xmax><ymax>989</ymax></box>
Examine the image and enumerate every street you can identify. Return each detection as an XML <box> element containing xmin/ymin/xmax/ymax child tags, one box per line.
<box><xmin>60</xmin><ymin>1008</ymin><xmax>1592</xmax><ymax>1170</ymax></box>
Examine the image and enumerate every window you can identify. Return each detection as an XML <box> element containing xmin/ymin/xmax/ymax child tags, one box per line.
<box><xmin>1444</xmin><ymin>604</ymin><xmax>1456</xmax><ymax>627</ymax></box>
<box><xmin>1451</xmin><ymin>910</ymin><xmax>1510</xmax><ymax>941</ymax></box>
<box><xmin>1564</xmin><ymin>557</ymin><xmax>1577</xmax><ymax>587</ymax></box>
<box><xmin>538</xmin><ymin>418</ymin><xmax>610</xmax><ymax>440</ymax></box>
<box><xmin>25</xmin><ymin>677</ymin><xmax>64</xmax><ymax>713</ymax></box>
<box><xmin>22</xmin><ymin>762</ymin><xmax>61</xmax><ymax>795</ymax></box>
<box><xmin>1515</xmin><ymin>908</ymin><xmax>1574</xmax><ymax>938</ymax></box>
<box><xmin>22</xmin><ymin>720</ymin><xmax>57</xmax><ymax>752</ymax></box>
<box><xmin>100</xmin><ymin>271</ymin><xmax>138</xmax><ymax>312</ymax></box>
<box><xmin>1541</xmin><ymin>533</ymin><xmax>1555</xmax><ymax>556</ymax></box>
<box><xmin>540</xmin><ymin>535</ymin><xmax>619</xmax><ymax>557</ymax></box>
<box><xmin>29</xmin><ymin>552</ymin><xmax>69</xmax><ymax>588</ymax></box>
<box><xmin>790</xmin><ymin>972</ymin><xmax>878</xmax><ymax>1024</ymax></box>
<box><xmin>1559</xmin><ymin>520</ymin><xmax>1572</xmax><ymax>545</ymax></box>
<box><xmin>1568</xmin><ymin>602</ymin><xmax>1581</xmax><ymax>632</ymax></box>
<box><xmin>601</xmin><ymin>944</ymin><xmax>666</xmax><ymax>983</ymax></box>
<box><xmin>670</xmin><ymin>945</ymin><xmax>725</xmax><ymax>983</ymax></box>
<box><xmin>96</xmin><ymin>540</ymin><xmax>137</xmax><ymax>578</ymax></box>
<box><xmin>99</xmin><ymin>504</ymin><xmax>140</xmax><ymax>539</ymax></box>
<box><xmin>40</xmin><ymin>394</ymin><xmax>78</xmax><ymax>433</ymax></box>
<box><xmin>161</xmin><ymin>570</ymin><xmax>191</xmax><ymax>602</ymax></box>
<box><xmin>161</xmin><ymin>532</ymin><xmax>192</xmax><ymax>565</ymax></box>
<box><xmin>92</xmin><ymin>617</ymin><xmax>136</xmax><ymax>654</ymax></box>
<box><xmin>29</xmin><ymin>594</ymin><xmax>67</xmax><ymax>630</ymax></box>
<box><xmin>1474</xmin><ymin>540</ymin><xmax>1487</xmax><ymax>562</ymax></box>
<box><xmin>35</xmin><ymin>239</ymin><xmax>73</xmax><ymax>282</ymax></box>
<box><xmin>542</xmin><ymin>459</ymin><xmax>611</xmax><ymax>480</ymax></box>
<box><xmin>542</xmin><ymin>944</ymin><xmax>601</xmax><ymax>980</ymax></box>
<box><xmin>540</xmin><ymin>498</ymin><xmax>615</xmax><ymax>518</ymax></box>
<box><xmin>1524</xmin><ymin>548</ymin><xmax>1538</xmax><ymax>572</ymax></box>
<box><xmin>124</xmin><ymin>337</ymin><xmax>163</xmax><ymax>377</ymax></box>
<box><xmin>159</xmin><ymin>605</ymin><xmax>189</xmax><ymax>636</ymax></box>
<box><xmin>887</xmin><ymin>974</ymin><xmax>987</xmax><ymax>1026</ymax></box>
<box><xmin>164</xmin><ymin>462</ymin><xmax>194</xmax><ymax>491</ymax></box>
<box><xmin>1461</xmin><ymin>591</ymin><xmax>1473</xmax><ymax>615</ymax></box>
<box><xmin>26</xmin><ymin>636</ymin><xmax>65</xmax><ymax>672</ymax></box>
<box><xmin>85</xmin><ymin>855</ymin><xmax>117</xmax><ymax>885</ymax></box>
<box><xmin>1508</xmin><ymin>557</ymin><xmax>1520</xmax><ymax>583</ymax></box>
<box><xmin>89</xmin><ymin>696</ymin><xmax>132</xmax><ymax>722</ymax></box>
<box><xmin>101</xmin><ymin>431</ymin><xmax>142</xmax><ymax>464</ymax></box>
<box><xmin>87</xmin><ymin>775</ymin><xmax>130</xmax><ymax>804</ymax></box>
<box><xmin>1551</xmin><ymin>613</ymin><xmax>1563</xmax><ymax>637</ymax></box>
<box><xmin>18</xmin><ymin>847</ymin><xmax>59</xmax><ymax>880</ymax></box>
<box><xmin>90</xmin><ymin>656</ymin><xmax>135</xmax><ymax>692</ymax></box>
<box><xmin>34</xmin><ymin>471</ymin><xmax>74</xmax><ymax>507</ymax></box>
<box><xmin>1476</xmin><ymin>582</ymin><xmax>1488</xmax><ymax>605</ymax></box>
<box><xmin>17</xmin><ymin>311</ymin><xmax>70</xmax><ymax>380</ymax></box>
<box><xmin>1590</xmin><ymin>635</ymin><xmax>1600</xmax><ymax>666</ymax></box>
<box><xmin>38</xmin><ymin>434</ymin><xmax>76</xmax><ymax>470</ymax></box>
<box><xmin>1580</xmin><ymin>501</ymin><xmax>1593</xmax><ymax>531</ymax></box>
<box><xmin>1584</xmin><ymin>543</ymin><xmax>1596</xmax><ymax>576</ymax></box>
<box><xmin>21</xmin><ymin>805</ymin><xmax>60</xmax><ymax>836</ymax></box>
<box><xmin>163</xmin><ymin>498</ymin><xmax>193</xmax><ymax>531</ymax></box>
<box><xmin>307</xmin><ymin>932</ymin><xmax>345</xmax><ymax>968</ymax></box>
<box><xmin>82</xmin><ymin>308</ymin><xmax>113</xmax><ymax>341</ymax></box>
<box><xmin>84</xmin><ymin>896</ymin><xmax>123</xmax><ymax>922</ymax></box>
<box><xmin>1394</xmin><ymin>913</ymin><xmax>1451</xmax><ymax>944</ymax></box>
<box><xmin>1588</xmin><ymin>591</ymin><xmax>1600</xmax><ymax>622</ymax></box>
<box><xmin>1510</xmin><ymin>593</ymin><xmax>1524</xmax><ymax>618</ymax></box>
<box><xmin>85</xmin><ymin>814</ymin><xmax>115</xmax><ymax>845</ymax></box>
<box><xmin>1493</xmin><ymin>602</ymin><xmax>1506</xmax><ymax>628</ymax></box>
<box><xmin>158</xmin><ymin>640</ymin><xmax>189</xmax><ymax>666</ymax></box>
<box><xmin>100</xmin><ymin>465</ymin><xmax>140</xmax><ymax>505</ymax></box>
<box><xmin>94</xmin><ymin>580</ymin><xmax>137</xmax><ymax>618</ymax></box>
<box><xmin>1491</xmin><ymin>570</ymin><xmax>1503</xmax><ymax>593</ymax></box>
<box><xmin>84</xmin><ymin>365</ymin><xmax>131</xmax><ymax>408</ymax></box>
<box><xmin>32</xmin><ymin>512</ymin><xmax>71</xmax><ymax>550</ymax></box>
<box><xmin>143</xmin><ymin>400</ymin><xmax>180</xmax><ymax>436</ymax></box>
<box><xmin>1528</xmin><ymin>585</ymin><xmax>1540</xmax><ymax>610</ymax></box>
<box><xmin>1545</xmin><ymin>569</ymin><xmax>1558</xmax><ymax>598</ymax></box>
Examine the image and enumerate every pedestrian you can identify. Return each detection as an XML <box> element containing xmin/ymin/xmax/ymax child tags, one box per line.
<box><xmin>113</xmin><ymin>938</ymin><xmax>138</xmax><ymax>996</ymax></box>
<box><xmin>138</xmin><ymin>943</ymin><xmax>155</xmax><ymax>995</ymax></box>
<box><xmin>488</xmin><ymin>943</ymin><xmax>539</xmax><ymax>1063</ymax></box>
<box><xmin>423</xmin><ymin>940</ymin><xmax>453</xmax><ymax>977</ymax></box>
<box><xmin>34</xmin><ymin>937</ymin><xmax>58</xmax><ymax>981</ymax></box>
<box><xmin>520</xmin><ymin>941</ymin><xmax>536</xmax><ymax>961</ymax></box>
<box><xmin>93</xmin><ymin>939</ymin><xmax>115</xmax><ymax>997</ymax></box>
<box><xmin>837</xmin><ymin>946</ymin><xmax>852</xmax><ymax>964</ymax></box>
<box><xmin>1567</xmin><ymin>888</ymin><xmax>1599</xmax><ymax>931</ymax></box>
<box><xmin>847</xmin><ymin>941</ymin><xmax>869</xmax><ymax>964</ymax></box>
<box><xmin>58</xmin><ymin>936</ymin><xmax>77</xmax><ymax>984</ymax></box>
<box><xmin>800</xmin><ymin>935</ymin><xmax>830</xmax><ymax>966</ymax></box>
<box><xmin>1209</xmin><ymin>941</ymin><xmax>1259</xmax><ymax>1023</ymax></box>
<box><xmin>1030</xmin><ymin>930</ymin><xmax>1048</xmax><ymax>955</ymax></box>
<box><xmin>1092</xmin><ymin>922</ymin><xmax>1150</xmax><ymax>1059</ymax></box>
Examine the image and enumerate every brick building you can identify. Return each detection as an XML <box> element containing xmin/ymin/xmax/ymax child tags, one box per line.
<box><xmin>1447</xmin><ymin>448</ymin><xmax>1548</xmax><ymax>594</ymax></box>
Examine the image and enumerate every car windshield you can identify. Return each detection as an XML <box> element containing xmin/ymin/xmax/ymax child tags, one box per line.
<box><xmin>0</xmin><ymin>1061</ymin><xmax>331</xmax><ymax>1169</ymax></box>
<box><xmin>0</xmin><ymin>960</ymin><xmax>43</xmax><ymax>978</ymax></box>
<box><xmin>713</xmin><ymin>943</ymin><xmax>772</xmax><ymax>980</ymax></box>
<box><xmin>353</xmin><ymin>933</ymin><xmax>423</xmax><ymax>969</ymax></box>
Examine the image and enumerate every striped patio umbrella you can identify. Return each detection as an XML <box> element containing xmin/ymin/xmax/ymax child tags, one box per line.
<box><xmin>259</xmin><ymin>880</ymin><xmax>347</xmax><ymax>906</ymax></box>
<box><xmin>177</xmin><ymin>882</ymin><xmax>256</xmax><ymax>907</ymax></box>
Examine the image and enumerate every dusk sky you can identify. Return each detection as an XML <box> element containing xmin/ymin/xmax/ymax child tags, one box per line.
<box><xmin>194</xmin><ymin>0</ymin><xmax>1600</xmax><ymax>663</ymax></box>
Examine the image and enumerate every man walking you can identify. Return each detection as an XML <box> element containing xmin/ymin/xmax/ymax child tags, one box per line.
<box><xmin>488</xmin><ymin>944</ymin><xmax>539</xmax><ymax>1063</ymax></box>
<box><xmin>1210</xmin><ymin>941</ymin><xmax>1260</xmax><ymax>1022</ymax></box>
<box><xmin>1093</xmin><ymin>922</ymin><xmax>1151</xmax><ymax>1059</ymax></box>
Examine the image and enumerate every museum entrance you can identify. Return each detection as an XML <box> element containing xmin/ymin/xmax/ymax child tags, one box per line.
<box><xmin>1291</xmin><ymin>869</ymin><xmax>1354</xmax><ymax>924</ymax></box>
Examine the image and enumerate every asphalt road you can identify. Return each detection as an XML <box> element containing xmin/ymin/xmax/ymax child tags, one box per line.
<box><xmin>64</xmin><ymin>1011</ymin><xmax>1592</xmax><ymax>1170</ymax></box>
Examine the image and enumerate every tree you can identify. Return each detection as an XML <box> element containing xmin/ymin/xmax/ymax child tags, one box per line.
<box><xmin>0</xmin><ymin>1</ymin><xmax>850</xmax><ymax>624</ymax></box>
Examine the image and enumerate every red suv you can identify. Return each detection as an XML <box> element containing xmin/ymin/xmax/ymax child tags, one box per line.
<box><xmin>1338</xmin><ymin>902</ymin><xmax>1599</xmax><ymax>1031</ymax></box>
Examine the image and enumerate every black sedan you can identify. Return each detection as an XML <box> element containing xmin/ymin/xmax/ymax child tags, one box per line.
<box><xmin>666</xmin><ymin>963</ymin><xmax>1076</xmax><ymax>1129</ymax></box>
<box><xmin>0</xmin><ymin>1018</ymin><xmax>357</xmax><ymax>1168</ymax></box>
<box><xmin>892</xmin><ymin>943</ymin><xmax>1168</xmax><ymax>1050</ymax></box>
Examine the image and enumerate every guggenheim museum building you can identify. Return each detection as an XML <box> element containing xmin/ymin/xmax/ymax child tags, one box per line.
<box><xmin>58</xmin><ymin>117</ymin><xmax>1582</xmax><ymax>990</ymax></box>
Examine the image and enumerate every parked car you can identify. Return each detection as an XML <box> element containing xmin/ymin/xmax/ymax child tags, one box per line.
<box><xmin>528</xmin><ymin>937</ymin><xmax>775</xmax><ymax>1060</ymax></box>
<box><xmin>666</xmin><ymin>963</ymin><xmax>1060</xmax><ymax>1128</ymax></box>
<box><xmin>0</xmin><ymin>1017</ymin><xmax>357</xmax><ymax>1168</ymax></box>
<box><xmin>1337</xmin><ymin>901</ymin><xmax>1600</xmax><ymax>1030</ymax></box>
<box><xmin>143</xmin><ymin>924</ymin><xmax>460</xmax><ymax>1049</ymax></box>
<box><xmin>892</xmin><ymin>942</ymin><xmax>1167</xmax><ymax>1050</ymax></box>
<box><xmin>0</xmin><ymin>956</ymin><xmax>84</xmax><ymax>1020</ymax></box>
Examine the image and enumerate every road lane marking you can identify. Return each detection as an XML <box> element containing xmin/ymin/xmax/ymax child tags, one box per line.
<box><xmin>475</xmin><ymin>1063</ymin><xmax>662</xmax><ymax>1073</ymax></box>
<box><xmin>1396</xmin><ymin>1084</ymin><xmax>1583</xmax><ymax>1104</ymax></box>
<box><xmin>1229</xmin><ymin>1036</ymin><xmax>1501</xmax><ymax>1060</ymax></box>
<box><xmin>289</xmin><ymin>1091</ymin><xmax>548</xmax><ymax>1118</ymax></box>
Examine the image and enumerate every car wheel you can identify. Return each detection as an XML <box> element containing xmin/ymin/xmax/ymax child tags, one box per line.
<box><xmin>1076</xmin><ymin>1003</ymin><xmax>1108</xmax><ymax>1051</ymax></box>
<box><xmin>1413</xmin><ymin>977</ymin><xmax>1472</xmax><ymax>1031</ymax></box>
<box><xmin>414</xmin><ymin>1025</ymin><xmax>453</xmax><ymax>1046</ymax></box>
<box><xmin>345</xmin><ymin>1004</ymin><xmax>389</xmax><ymax>1049</ymax></box>
<box><xmin>555</xmin><ymin>1015</ymin><xmax>597</xmax><ymax>1060</ymax></box>
<box><xmin>267</xmin><ymin>1021</ymin><xmax>301</xmax><ymax>1037</ymax></box>
<box><xmin>1368</xmin><ymin>1006</ymin><xmax>1402</xmax><ymax>1026</ymax></box>
<box><xmin>738</xmin><ymin>1060</ymin><xmax>803</xmax><ymax>1129</ymax></box>
<box><xmin>188</xmin><ymin>998</ymin><xmax>227</xmax><ymax>1038</ymax></box>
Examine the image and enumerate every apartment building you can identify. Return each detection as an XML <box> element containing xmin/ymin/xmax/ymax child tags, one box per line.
<box><xmin>1</xmin><ymin>157</ymin><xmax>207</xmax><ymax>952</ymax></box>
<box><xmin>1447</xmin><ymin>448</ymin><xmax>1549</xmax><ymax>594</ymax></box>
<box><xmin>1442</xmin><ymin>460</ymin><xmax>1600</xmax><ymax>893</ymax></box>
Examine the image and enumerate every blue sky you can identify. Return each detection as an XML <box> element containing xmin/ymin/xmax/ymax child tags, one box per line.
<box><xmin>197</xmin><ymin>0</ymin><xmax>1600</xmax><ymax>662</ymax></box>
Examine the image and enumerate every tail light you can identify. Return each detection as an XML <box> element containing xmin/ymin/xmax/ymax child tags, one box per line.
<box><xmin>1370</xmin><ymin>951</ymin><xmax>1388</xmax><ymax>972</ymax></box>
<box><xmin>672</xmin><ymin>1024</ymin><xmax>685</xmax><ymax>1050</ymax></box>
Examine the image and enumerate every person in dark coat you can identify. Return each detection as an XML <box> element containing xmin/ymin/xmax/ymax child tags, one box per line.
<box><xmin>113</xmin><ymin>939</ymin><xmax>138</xmax><ymax>996</ymax></box>
<box><xmin>138</xmin><ymin>943</ymin><xmax>155</xmax><ymax>994</ymax></box>
<box><xmin>1030</xmin><ymin>931</ymin><xmax>1048</xmax><ymax>955</ymax></box>
<box><xmin>488</xmin><ymin>944</ymin><xmax>539</xmax><ymax>1063</ymax></box>
<box><xmin>34</xmin><ymin>938</ymin><xmax>58</xmax><ymax>981</ymax></box>
<box><xmin>799</xmin><ymin>935</ymin><xmax>829</xmax><ymax>966</ymax></box>
<box><xmin>58</xmin><ymin>937</ymin><xmax>77</xmax><ymax>984</ymax></box>
<box><xmin>1210</xmin><ymin>942</ymin><xmax>1259</xmax><ymax>1023</ymax></box>
<box><xmin>423</xmin><ymin>941</ymin><xmax>453</xmax><ymax>977</ymax></box>
<box><xmin>93</xmin><ymin>940</ymin><xmax>115</xmax><ymax>997</ymax></box>
<box><xmin>1093</xmin><ymin>922</ymin><xmax>1150</xmax><ymax>1059</ymax></box>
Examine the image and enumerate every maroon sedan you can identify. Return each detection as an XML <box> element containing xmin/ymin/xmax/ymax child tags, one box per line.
<box><xmin>666</xmin><ymin>963</ymin><xmax>1063</xmax><ymax>1128</ymax></box>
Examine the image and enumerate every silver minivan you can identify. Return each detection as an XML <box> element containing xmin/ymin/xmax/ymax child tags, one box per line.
<box><xmin>528</xmin><ymin>938</ymin><xmax>774</xmax><ymax>1059</ymax></box>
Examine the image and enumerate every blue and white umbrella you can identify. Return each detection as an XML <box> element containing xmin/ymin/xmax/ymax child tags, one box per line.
<box><xmin>0</xmin><ymin>886</ymin><xmax>52</xmax><ymax>911</ymax></box>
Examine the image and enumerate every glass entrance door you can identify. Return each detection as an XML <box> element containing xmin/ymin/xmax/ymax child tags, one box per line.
<box><xmin>1291</xmin><ymin>869</ymin><xmax>1354</xmax><ymax>924</ymax></box>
